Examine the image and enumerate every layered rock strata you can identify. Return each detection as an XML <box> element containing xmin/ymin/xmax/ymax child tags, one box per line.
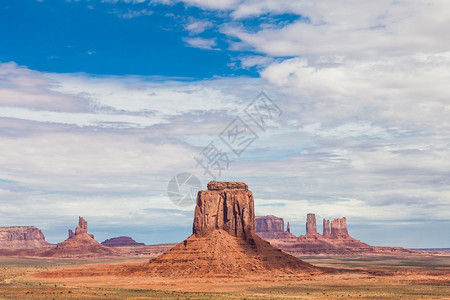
<box><xmin>255</xmin><ymin>215</ymin><xmax>295</xmax><ymax>239</ymax></box>
<box><xmin>259</xmin><ymin>213</ymin><xmax>411</xmax><ymax>255</ymax></box>
<box><xmin>0</xmin><ymin>226</ymin><xmax>53</xmax><ymax>249</ymax></box>
<box><xmin>145</xmin><ymin>181</ymin><xmax>318</xmax><ymax>276</ymax></box>
<box><xmin>306</xmin><ymin>213</ymin><xmax>318</xmax><ymax>235</ymax></box>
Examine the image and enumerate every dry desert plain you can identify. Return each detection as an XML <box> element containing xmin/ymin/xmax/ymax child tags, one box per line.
<box><xmin>0</xmin><ymin>251</ymin><xmax>449</xmax><ymax>299</ymax></box>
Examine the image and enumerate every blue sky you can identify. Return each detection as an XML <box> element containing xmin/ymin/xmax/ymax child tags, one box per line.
<box><xmin>0</xmin><ymin>0</ymin><xmax>449</xmax><ymax>248</ymax></box>
<box><xmin>0</xmin><ymin>0</ymin><xmax>264</xmax><ymax>77</ymax></box>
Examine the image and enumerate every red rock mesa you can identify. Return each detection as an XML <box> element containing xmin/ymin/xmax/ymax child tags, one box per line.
<box><xmin>145</xmin><ymin>181</ymin><xmax>318</xmax><ymax>276</ymax></box>
<box><xmin>0</xmin><ymin>226</ymin><xmax>52</xmax><ymax>249</ymax></box>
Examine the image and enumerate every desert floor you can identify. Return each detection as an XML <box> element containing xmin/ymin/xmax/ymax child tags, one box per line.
<box><xmin>0</xmin><ymin>253</ymin><xmax>449</xmax><ymax>299</ymax></box>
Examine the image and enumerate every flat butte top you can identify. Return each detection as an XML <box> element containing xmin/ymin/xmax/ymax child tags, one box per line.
<box><xmin>207</xmin><ymin>181</ymin><xmax>248</xmax><ymax>191</ymax></box>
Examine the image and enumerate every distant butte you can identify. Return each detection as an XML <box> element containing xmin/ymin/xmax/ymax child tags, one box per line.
<box><xmin>256</xmin><ymin>213</ymin><xmax>414</xmax><ymax>255</ymax></box>
<box><xmin>0</xmin><ymin>226</ymin><xmax>53</xmax><ymax>249</ymax></box>
<box><xmin>101</xmin><ymin>236</ymin><xmax>145</xmax><ymax>247</ymax></box>
<box><xmin>43</xmin><ymin>217</ymin><xmax>118</xmax><ymax>257</ymax></box>
<box><xmin>255</xmin><ymin>215</ymin><xmax>295</xmax><ymax>239</ymax></box>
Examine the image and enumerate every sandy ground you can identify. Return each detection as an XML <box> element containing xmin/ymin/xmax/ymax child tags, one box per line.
<box><xmin>0</xmin><ymin>254</ymin><xmax>449</xmax><ymax>299</ymax></box>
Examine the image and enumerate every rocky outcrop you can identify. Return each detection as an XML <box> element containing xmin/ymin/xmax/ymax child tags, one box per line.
<box><xmin>75</xmin><ymin>216</ymin><xmax>88</xmax><ymax>235</ymax></box>
<box><xmin>255</xmin><ymin>215</ymin><xmax>295</xmax><ymax>239</ymax></box>
<box><xmin>0</xmin><ymin>226</ymin><xmax>53</xmax><ymax>249</ymax></box>
<box><xmin>68</xmin><ymin>217</ymin><xmax>94</xmax><ymax>239</ymax></box>
<box><xmin>287</xmin><ymin>222</ymin><xmax>291</xmax><ymax>233</ymax></box>
<box><xmin>323</xmin><ymin>219</ymin><xmax>330</xmax><ymax>236</ymax></box>
<box><xmin>331</xmin><ymin>217</ymin><xmax>349</xmax><ymax>237</ymax></box>
<box><xmin>206</xmin><ymin>181</ymin><xmax>248</xmax><ymax>191</ymax></box>
<box><xmin>256</xmin><ymin>215</ymin><xmax>284</xmax><ymax>232</ymax></box>
<box><xmin>193</xmin><ymin>181</ymin><xmax>254</xmax><ymax>239</ymax></box>
<box><xmin>43</xmin><ymin>217</ymin><xmax>117</xmax><ymax>257</ymax></box>
<box><xmin>306</xmin><ymin>213</ymin><xmax>318</xmax><ymax>235</ymax></box>
<box><xmin>295</xmin><ymin>215</ymin><xmax>367</xmax><ymax>253</ymax></box>
<box><xmin>256</xmin><ymin>213</ymin><xmax>411</xmax><ymax>255</ymax></box>
<box><xmin>101</xmin><ymin>236</ymin><xmax>145</xmax><ymax>247</ymax></box>
<box><xmin>145</xmin><ymin>181</ymin><xmax>318</xmax><ymax>276</ymax></box>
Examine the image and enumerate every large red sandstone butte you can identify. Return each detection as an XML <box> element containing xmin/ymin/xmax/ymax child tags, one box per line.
<box><xmin>145</xmin><ymin>181</ymin><xmax>318</xmax><ymax>276</ymax></box>
<box><xmin>0</xmin><ymin>226</ymin><xmax>53</xmax><ymax>249</ymax></box>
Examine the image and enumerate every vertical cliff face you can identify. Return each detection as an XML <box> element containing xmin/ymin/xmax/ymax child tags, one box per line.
<box><xmin>323</xmin><ymin>219</ymin><xmax>330</xmax><ymax>236</ymax></box>
<box><xmin>255</xmin><ymin>215</ymin><xmax>284</xmax><ymax>233</ymax></box>
<box><xmin>0</xmin><ymin>226</ymin><xmax>52</xmax><ymax>249</ymax></box>
<box><xmin>331</xmin><ymin>217</ymin><xmax>349</xmax><ymax>237</ymax></box>
<box><xmin>306</xmin><ymin>213</ymin><xmax>318</xmax><ymax>235</ymax></box>
<box><xmin>75</xmin><ymin>217</ymin><xmax>88</xmax><ymax>235</ymax></box>
<box><xmin>193</xmin><ymin>181</ymin><xmax>254</xmax><ymax>239</ymax></box>
<box><xmin>69</xmin><ymin>216</ymin><xmax>94</xmax><ymax>239</ymax></box>
<box><xmin>255</xmin><ymin>215</ymin><xmax>295</xmax><ymax>239</ymax></box>
<box><xmin>149</xmin><ymin>181</ymin><xmax>317</xmax><ymax>276</ymax></box>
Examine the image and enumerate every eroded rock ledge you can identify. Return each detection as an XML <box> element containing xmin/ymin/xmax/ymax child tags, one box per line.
<box><xmin>207</xmin><ymin>181</ymin><xmax>248</xmax><ymax>191</ymax></box>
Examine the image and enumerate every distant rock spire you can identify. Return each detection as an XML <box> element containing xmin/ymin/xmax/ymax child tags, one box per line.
<box><xmin>75</xmin><ymin>216</ymin><xmax>88</xmax><ymax>235</ymax></box>
<box><xmin>306</xmin><ymin>213</ymin><xmax>318</xmax><ymax>235</ymax></box>
<box><xmin>323</xmin><ymin>218</ymin><xmax>330</xmax><ymax>236</ymax></box>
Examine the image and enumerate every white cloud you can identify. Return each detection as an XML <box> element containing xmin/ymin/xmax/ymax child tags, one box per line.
<box><xmin>183</xmin><ymin>37</ymin><xmax>217</xmax><ymax>50</ymax></box>
<box><xmin>115</xmin><ymin>8</ymin><xmax>153</xmax><ymax>18</ymax></box>
<box><xmin>225</xmin><ymin>1</ymin><xmax>450</xmax><ymax>58</ymax></box>
<box><xmin>151</xmin><ymin>1</ymin><xmax>450</xmax><ymax>59</ymax></box>
<box><xmin>300</xmin><ymin>122</ymin><xmax>391</xmax><ymax>139</ymax></box>
<box><xmin>0</xmin><ymin>106</ymin><xmax>167</xmax><ymax>128</ymax></box>
<box><xmin>260</xmin><ymin>55</ymin><xmax>450</xmax><ymax>129</ymax></box>
<box><xmin>184</xmin><ymin>19</ymin><xmax>213</xmax><ymax>35</ymax></box>
<box><xmin>152</xmin><ymin>0</ymin><xmax>240</xmax><ymax>10</ymax></box>
<box><xmin>0</xmin><ymin>62</ymin><xmax>88</xmax><ymax>112</ymax></box>
<box><xmin>236</xmin><ymin>55</ymin><xmax>274</xmax><ymax>69</ymax></box>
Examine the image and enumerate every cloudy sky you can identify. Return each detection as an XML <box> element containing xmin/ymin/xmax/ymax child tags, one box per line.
<box><xmin>0</xmin><ymin>0</ymin><xmax>449</xmax><ymax>248</ymax></box>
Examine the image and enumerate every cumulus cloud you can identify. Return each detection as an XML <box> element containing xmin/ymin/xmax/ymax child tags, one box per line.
<box><xmin>261</xmin><ymin>55</ymin><xmax>450</xmax><ymax>129</ymax></box>
<box><xmin>151</xmin><ymin>0</ymin><xmax>450</xmax><ymax>58</ymax></box>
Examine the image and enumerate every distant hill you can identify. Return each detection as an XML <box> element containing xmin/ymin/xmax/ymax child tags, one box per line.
<box><xmin>101</xmin><ymin>236</ymin><xmax>145</xmax><ymax>247</ymax></box>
